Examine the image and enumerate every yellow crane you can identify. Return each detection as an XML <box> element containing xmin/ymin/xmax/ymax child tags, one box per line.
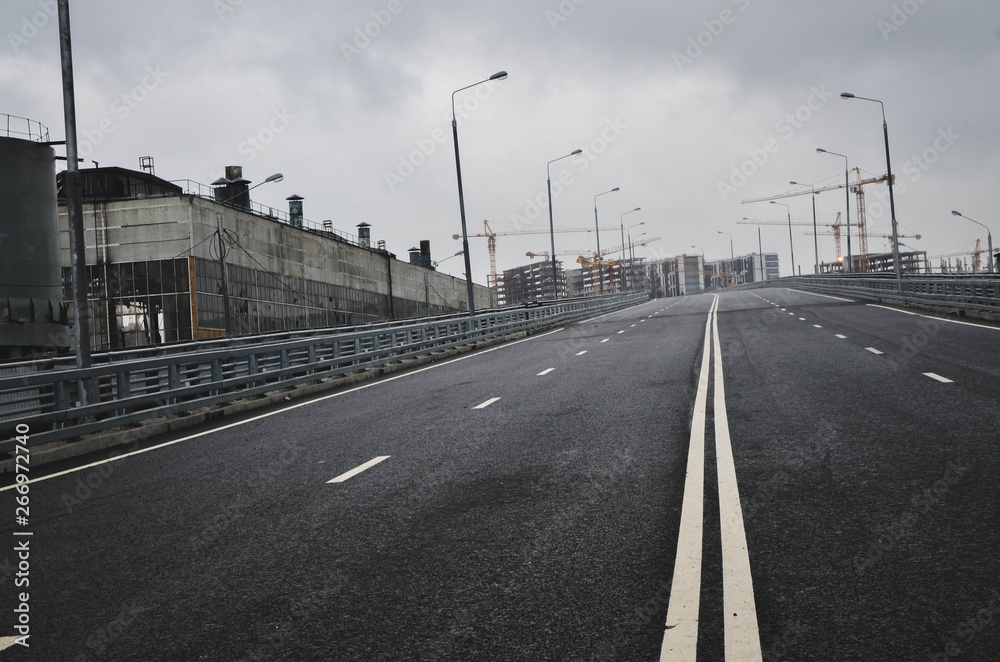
<box><xmin>456</xmin><ymin>219</ymin><xmax>620</xmax><ymax>294</ymax></box>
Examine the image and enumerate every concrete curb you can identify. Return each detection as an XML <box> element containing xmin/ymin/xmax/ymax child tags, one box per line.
<box><xmin>1</xmin><ymin>301</ymin><xmax>645</xmax><ymax>472</ymax></box>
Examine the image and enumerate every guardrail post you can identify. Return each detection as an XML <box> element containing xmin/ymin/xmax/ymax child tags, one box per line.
<box><xmin>307</xmin><ymin>344</ymin><xmax>317</xmax><ymax>375</ymax></box>
<box><xmin>168</xmin><ymin>364</ymin><xmax>180</xmax><ymax>405</ymax></box>
<box><xmin>115</xmin><ymin>371</ymin><xmax>130</xmax><ymax>416</ymax></box>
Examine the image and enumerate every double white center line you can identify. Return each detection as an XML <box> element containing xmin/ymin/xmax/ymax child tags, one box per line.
<box><xmin>661</xmin><ymin>295</ymin><xmax>762</xmax><ymax>661</ymax></box>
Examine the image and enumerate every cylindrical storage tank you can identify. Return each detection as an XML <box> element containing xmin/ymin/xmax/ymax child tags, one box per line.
<box><xmin>0</xmin><ymin>133</ymin><xmax>70</xmax><ymax>359</ymax></box>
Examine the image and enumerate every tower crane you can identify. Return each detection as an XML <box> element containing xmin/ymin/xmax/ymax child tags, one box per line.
<box><xmin>739</xmin><ymin>213</ymin><xmax>844</xmax><ymax>262</ymax></box>
<box><xmin>742</xmin><ymin>170</ymin><xmax>893</xmax><ymax>272</ymax></box>
<box><xmin>456</xmin><ymin>219</ymin><xmax>620</xmax><ymax>294</ymax></box>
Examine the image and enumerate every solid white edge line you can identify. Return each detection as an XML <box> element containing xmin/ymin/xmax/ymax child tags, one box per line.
<box><xmin>0</xmin><ymin>325</ymin><xmax>570</xmax><ymax>492</ymax></box>
<box><xmin>923</xmin><ymin>372</ymin><xmax>954</xmax><ymax>383</ymax></box>
<box><xmin>786</xmin><ymin>288</ymin><xmax>854</xmax><ymax>302</ymax></box>
<box><xmin>327</xmin><ymin>455</ymin><xmax>391</xmax><ymax>484</ymax></box>
<box><xmin>660</xmin><ymin>296</ymin><xmax>716</xmax><ymax>661</ymax></box>
<box><xmin>537</xmin><ymin>368</ymin><xmax>555</xmax><ymax>376</ymax></box>
<box><xmin>868</xmin><ymin>303</ymin><xmax>1000</xmax><ymax>331</ymax></box>
<box><xmin>866</xmin><ymin>304</ymin><xmax>918</xmax><ymax>316</ymax></box>
<box><xmin>473</xmin><ymin>397</ymin><xmax>501</xmax><ymax>409</ymax></box>
<box><xmin>712</xmin><ymin>295</ymin><xmax>763</xmax><ymax>661</ymax></box>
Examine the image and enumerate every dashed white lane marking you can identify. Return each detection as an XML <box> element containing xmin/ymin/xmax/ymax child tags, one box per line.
<box><xmin>601</xmin><ymin>339</ymin><xmax>610</xmax><ymax>343</ymax></box>
<box><xmin>537</xmin><ymin>368</ymin><xmax>555</xmax><ymax>376</ymax></box>
<box><xmin>641</xmin><ymin>319</ymin><xmax>647</xmax><ymax>323</ymax></box>
<box><xmin>0</xmin><ymin>324</ymin><xmax>570</xmax><ymax>492</ymax></box>
<box><xmin>473</xmin><ymin>397</ymin><xmax>502</xmax><ymax>409</ymax></box>
<box><xmin>924</xmin><ymin>372</ymin><xmax>954</xmax><ymax>383</ymax></box>
<box><xmin>617</xmin><ymin>330</ymin><xmax>626</xmax><ymax>334</ymax></box>
<box><xmin>576</xmin><ymin>351</ymin><xmax>588</xmax><ymax>356</ymax></box>
<box><xmin>631</xmin><ymin>324</ymin><xmax>637</xmax><ymax>327</ymax></box>
<box><xmin>798</xmin><ymin>317</ymin><xmax>806</xmax><ymax>321</ymax></box>
<box><xmin>328</xmin><ymin>455</ymin><xmax>391</xmax><ymax>484</ymax></box>
<box><xmin>835</xmin><ymin>334</ymin><xmax>847</xmax><ymax>339</ymax></box>
<box><xmin>813</xmin><ymin>325</ymin><xmax>823</xmax><ymax>328</ymax></box>
<box><xmin>788</xmin><ymin>313</ymin><xmax>795</xmax><ymax>316</ymax></box>
<box><xmin>865</xmin><ymin>347</ymin><xmax>884</xmax><ymax>355</ymax></box>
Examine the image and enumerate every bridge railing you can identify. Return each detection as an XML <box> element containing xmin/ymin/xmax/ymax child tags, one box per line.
<box><xmin>740</xmin><ymin>274</ymin><xmax>1000</xmax><ymax>313</ymax></box>
<box><xmin>0</xmin><ymin>293</ymin><xmax>647</xmax><ymax>451</ymax></box>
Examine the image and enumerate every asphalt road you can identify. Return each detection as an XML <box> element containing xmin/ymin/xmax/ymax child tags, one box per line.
<box><xmin>2</xmin><ymin>288</ymin><xmax>1000</xmax><ymax>661</ymax></box>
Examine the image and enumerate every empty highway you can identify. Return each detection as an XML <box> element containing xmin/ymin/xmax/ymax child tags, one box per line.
<box><xmin>3</xmin><ymin>288</ymin><xmax>1000</xmax><ymax>661</ymax></box>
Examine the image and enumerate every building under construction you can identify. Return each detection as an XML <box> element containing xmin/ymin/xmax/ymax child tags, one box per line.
<box><xmin>496</xmin><ymin>260</ymin><xmax>567</xmax><ymax>306</ymax></box>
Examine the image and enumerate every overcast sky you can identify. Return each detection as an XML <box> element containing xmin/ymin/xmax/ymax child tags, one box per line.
<box><xmin>4</xmin><ymin>0</ymin><xmax>999</xmax><ymax>280</ymax></box>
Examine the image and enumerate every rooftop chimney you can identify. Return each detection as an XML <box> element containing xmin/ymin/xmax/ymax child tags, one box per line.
<box><xmin>408</xmin><ymin>247</ymin><xmax>421</xmax><ymax>265</ymax></box>
<box><xmin>357</xmin><ymin>222</ymin><xmax>371</xmax><ymax>248</ymax></box>
<box><xmin>419</xmin><ymin>240</ymin><xmax>432</xmax><ymax>269</ymax></box>
<box><xmin>286</xmin><ymin>194</ymin><xmax>304</xmax><ymax>228</ymax></box>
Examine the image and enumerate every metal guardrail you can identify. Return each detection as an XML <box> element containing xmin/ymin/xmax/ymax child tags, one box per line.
<box><xmin>0</xmin><ymin>294</ymin><xmax>647</xmax><ymax>451</ymax></box>
<box><xmin>739</xmin><ymin>274</ymin><xmax>1000</xmax><ymax>313</ymax></box>
<box><xmin>1</xmin><ymin>113</ymin><xmax>49</xmax><ymax>142</ymax></box>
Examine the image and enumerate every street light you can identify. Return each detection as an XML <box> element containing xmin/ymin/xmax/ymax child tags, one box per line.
<box><xmin>816</xmin><ymin>148</ymin><xmax>852</xmax><ymax>272</ymax></box>
<box><xmin>743</xmin><ymin>217</ymin><xmax>766</xmax><ymax>282</ymax></box>
<box><xmin>212</xmin><ymin>172</ymin><xmax>284</xmax><ymax>336</ymax></box>
<box><xmin>840</xmin><ymin>92</ymin><xmax>901</xmax><ymax>283</ymax></box>
<box><xmin>952</xmin><ymin>210</ymin><xmax>994</xmax><ymax>273</ymax></box>
<box><xmin>619</xmin><ymin>207</ymin><xmax>641</xmax><ymax>291</ymax></box>
<box><xmin>790</xmin><ymin>181</ymin><xmax>820</xmax><ymax>274</ymax></box>
<box><xmin>452</xmin><ymin>70</ymin><xmax>508</xmax><ymax>316</ymax></box>
<box><xmin>770</xmin><ymin>200</ymin><xmax>796</xmax><ymax>277</ymax></box>
<box><xmin>717</xmin><ymin>230</ymin><xmax>734</xmax><ymax>286</ymax></box>
<box><xmin>547</xmin><ymin>148</ymin><xmax>583</xmax><ymax>299</ymax></box>
<box><xmin>593</xmin><ymin>187</ymin><xmax>620</xmax><ymax>294</ymax></box>
<box><xmin>627</xmin><ymin>230</ymin><xmax>646</xmax><ymax>292</ymax></box>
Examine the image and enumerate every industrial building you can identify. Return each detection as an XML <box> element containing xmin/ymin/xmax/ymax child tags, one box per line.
<box><xmin>51</xmin><ymin>162</ymin><xmax>491</xmax><ymax>352</ymax></box>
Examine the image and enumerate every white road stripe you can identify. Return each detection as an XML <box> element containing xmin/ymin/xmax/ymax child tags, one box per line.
<box><xmin>660</xmin><ymin>296</ymin><xmax>715</xmax><ymax>661</ymax></box>
<box><xmin>0</xmin><ymin>324</ymin><xmax>570</xmax><ymax>492</ymax></box>
<box><xmin>813</xmin><ymin>325</ymin><xmax>823</xmax><ymax>328</ymax></box>
<box><xmin>575</xmin><ymin>350</ymin><xmax>588</xmax><ymax>356</ymax></box>
<box><xmin>867</xmin><ymin>304</ymin><xmax>918</xmax><ymax>316</ymax></box>
<box><xmin>798</xmin><ymin>317</ymin><xmax>806</xmax><ymax>321</ymax></box>
<box><xmin>327</xmin><ymin>455</ymin><xmax>391</xmax><ymax>484</ymax></box>
<box><xmin>787</xmin><ymin>288</ymin><xmax>854</xmax><ymax>302</ymax></box>
<box><xmin>617</xmin><ymin>330</ymin><xmax>626</xmax><ymax>334</ymax></box>
<box><xmin>712</xmin><ymin>298</ymin><xmax>763</xmax><ymax>661</ymax></box>
<box><xmin>924</xmin><ymin>372</ymin><xmax>954</xmax><ymax>383</ymax></box>
<box><xmin>601</xmin><ymin>339</ymin><xmax>610</xmax><ymax>343</ymax></box>
<box><xmin>631</xmin><ymin>324</ymin><xmax>637</xmax><ymax>327</ymax></box>
<box><xmin>865</xmin><ymin>347</ymin><xmax>884</xmax><ymax>355</ymax></box>
<box><xmin>868</xmin><ymin>304</ymin><xmax>1000</xmax><ymax>331</ymax></box>
<box><xmin>473</xmin><ymin>397</ymin><xmax>501</xmax><ymax>409</ymax></box>
<box><xmin>835</xmin><ymin>334</ymin><xmax>847</xmax><ymax>339</ymax></box>
<box><xmin>537</xmin><ymin>368</ymin><xmax>555</xmax><ymax>376</ymax></box>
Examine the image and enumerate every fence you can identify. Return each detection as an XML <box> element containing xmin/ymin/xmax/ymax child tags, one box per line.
<box><xmin>740</xmin><ymin>274</ymin><xmax>1000</xmax><ymax>313</ymax></box>
<box><xmin>0</xmin><ymin>294</ymin><xmax>647</xmax><ymax>451</ymax></box>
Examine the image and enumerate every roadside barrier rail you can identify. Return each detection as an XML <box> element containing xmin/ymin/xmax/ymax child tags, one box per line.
<box><xmin>0</xmin><ymin>293</ymin><xmax>647</xmax><ymax>450</ymax></box>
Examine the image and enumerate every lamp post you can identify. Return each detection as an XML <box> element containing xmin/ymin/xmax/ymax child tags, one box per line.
<box><xmin>717</xmin><ymin>230</ymin><xmax>734</xmax><ymax>286</ymax></box>
<box><xmin>547</xmin><ymin>148</ymin><xmax>583</xmax><ymax>299</ymax></box>
<box><xmin>840</xmin><ymin>93</ymin><xmax>900</xmax><ymax>283</ymax></box>
<box><xmin>213</xmin><ymin>173</ymin><xmax>284</xmax><ymax>336</ymax></box>
<box><xmin>452</xmin><ymin>70</ymin><xmax>508</xmax><ymax>316</ymax></box>
<box><xmin>628</xmin><ymin>230</ymin><xmax>646</xmax><ymax>292</ymax></box>
<box><xmin>593</xmin><ymin>187</ymin><xmax>620</xmax><ymax>294</ymax></box>
<box><xmin>743</xmin><ymin>217</ymin><xmax>766</xmax><ymax>282</ymax></box>
<box><xmin>952</xmin><ymin>210</ymin><xmax>994</xmax><ymax>273</ymax></box>
<box><xmin>619</xmin><ymin>208</ymin><xmax>641</xmax><ymax>291</ymax></box>
<box><xmin>816</xmin><ymin>148</ymin><xmax>852</xmax><ymax>272</ymax></box>
<box><xmin>790</xmin><ymin>181</ymin><xmax>820</xmax><ymax>274</ymax></box>
<box><xmin>770</xmin><ymin>200</ymin><xmax>796</xmax><ymax>277</ymax></box>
